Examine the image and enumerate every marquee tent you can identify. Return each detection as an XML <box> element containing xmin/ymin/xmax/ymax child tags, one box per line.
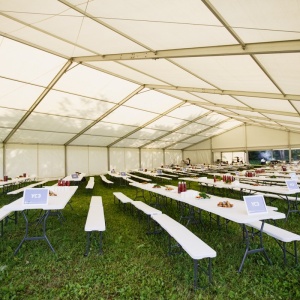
<box><xmin>0</xmin><ymin>0</ymin><xmax>300</xmax><ymax>178</ymax></box>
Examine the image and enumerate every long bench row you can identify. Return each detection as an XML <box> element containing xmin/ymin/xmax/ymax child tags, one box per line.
<box><xmin>246</xmin><ymin>221</ymin><xmax>300</xmax><ymax>265</ymax></box>
<box><xmin>113</xmin><ymin>191</ymin><xmax>215</xmax><ymax>289</ymax></box>
<box><xmin>86</xmin><ymin>177</ymin><xmax>95</xmax><ymax>189</ymax></box>
<box><xmin>100</xmin><ymin>175</ymin><xmax>114</xmax><ymax>186</ymax></box>
<box><xmin>84</xmin><ymin>196</ymin><xmax>106</xmax><ymax>256</ymax></box>
<box><xmin>7</xmin><ymin>179</ymin><xmax>51</xmax><ymax>195</ymax></box>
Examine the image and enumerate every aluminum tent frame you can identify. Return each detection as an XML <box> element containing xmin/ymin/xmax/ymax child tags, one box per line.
<box><xmin>0</xmin><ymin>0</ymin><xmax>299</xmax><ymax>150</ymax></box>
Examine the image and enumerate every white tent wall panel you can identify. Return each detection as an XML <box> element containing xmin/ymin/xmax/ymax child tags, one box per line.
<box><xmin>66</xmin><ymin>146</ymin><xmax>89</xmax><ymax>176</ymax></box>
<box><xmin>109</xmin><ymin>148</ymin><xmax>125</xmax><ymax>172</ymax></box>
<box><xmin>5</xmin><ymin>144</ymin><xmax>37</xmax><ymax>179</ymax></box>
<box><xmin>0</xmin><ymin>144</ymin><xmax>3</xmax><ymax>179</ymax></box>
<box><xmin>246</xmin><ymin>126</ymin><xmax>288</xmax><ymax>149</ymax></box>
<box><xmin>164</xmin><ymin>150</ymin><xmax>182</xmax><ymax>166</ymax></box>
<box><xmin>38</xmin><ymin>145</ymin><xmax>64</xmax><ymax>180</ymax></box>
<box><xmin>141</xmin><ymin>149</ymin><xmax>164</xmax><ymax>170</ymax></box>
<box><xmin>185</xmin><ymin>139</ymin><xmax>211</xmax><ymax>151</ymax></box>
<box><xmin>124</xmin><ymin>148</ymin><xmax>139</xmax><ymax>172</ymax></box>
<box><xmin>212</xmin><ymin>127</ymin><xmax>246</xmax><ymax>149</ymax></box>
<box><xmin>184</xmin><ymin>150</ymin><xmax>212</xmax><ymax>165</ymax></box>
<box><xmin>213</xmin><ymin>152</ymin><xmax>221</xmax><ymax>164</ymax></box>
<box><xmin>290</xmin><ymin>132</ymin><xmax>300</xmax><ymax>148</ymax></box>
<box><xmin>187</xmin><ymin>126</ymin><xmax>292</xmax><ymax>153</ymax></box>
<box><xmin>88</xmin><ymin>147</ymin><xmax>108</xmax><ymax>176</ymax></box>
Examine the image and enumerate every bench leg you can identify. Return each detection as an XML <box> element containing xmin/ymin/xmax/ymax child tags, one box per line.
<box><xmin>295</xmin><ymin>241</ymin><xmax>298</xmax><ymax>265</ymax></box>
<box><xmin>193</xmin><ymin>259</ymin><xmax>198</xmax><ymax>290</ymax></box>
<box><xmin>193</xmin><ymin>258</ymin><xmax>212</xmax><ymax>290</ymax></box>
<box><xmin>239</xmin><ymin>224</ymin><xmax>272</xmax><ymax>273</ymax></box>
<box><xmin>67</xmin><ymin>201</ymin><xmax>74</xmax><ymax>210</ymax></box>
<box><xmin>85</xmin><ymin>231</ymin><xmax>104</xmax><ymax>256</ymax></box>
<box><xmin>0</xmin><ymin>219</ymin><xmax>3</xmax><ymax>236</ymax></box>
<box><xmin>99</xmin><ymin>232</ymin><xmax>103</xmax><ymax>255</ymax></box>
<box><xmin>275</xmin><ymin>240</ymin><xmax>298</xmax><ymax>266</ymax></box>
<box><xmin>84</xmin><ymin>232</ymin><xmax>92</xmax><ymax>256</ymax></box>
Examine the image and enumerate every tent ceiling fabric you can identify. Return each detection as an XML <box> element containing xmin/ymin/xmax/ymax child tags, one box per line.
<box><xmin>0</xmin><ymin>0</ymin><xmax>300</xmax><ymax>149</ymax></box>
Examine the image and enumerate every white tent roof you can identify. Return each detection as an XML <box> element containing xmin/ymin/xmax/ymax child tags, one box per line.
<box><xmin>0</xmin><ymin>0</ymin><xmax>300</xmax><ymax>149</ymax></box>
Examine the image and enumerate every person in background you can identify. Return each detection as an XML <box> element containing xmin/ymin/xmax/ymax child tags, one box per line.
<box><xmin>186</xmin><ymin>158</ymin><xmax>191</xmax><ymax>166</ymax></box>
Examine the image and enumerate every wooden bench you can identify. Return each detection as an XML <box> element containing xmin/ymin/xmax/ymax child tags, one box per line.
<box><xmin>152</xmin><ymin>214</ymin><xmax>216</xmax><ymax>290</ymax></box>
<box><xmin>100</xmin><ymin>175</ymin><xmax>114</xmax><ymax>187</ymax></box>
<box><xmin>84</xmin><ymin>196</ymin><xmax>106</xmax><ymax>256</ymax></box>
<box><xmin>86</xmin><ymin>177</ymin><xmax>95</xmax><ymax>189</ymax></box>
<box><xmin>246</xmin><ymin>221</ymin><xmax>300</xmax><ymax>265</ymax></box>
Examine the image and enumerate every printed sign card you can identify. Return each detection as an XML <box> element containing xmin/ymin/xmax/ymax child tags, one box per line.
<box><xmin>23</xmin><ymin>188</ymin><xmax>49</xmax><ymax>205</ymax></box>
<box><xmin>243</xmin><ymin>195</ymin><xmax>268</xmax><ymax>215</ymax></box>
<box><xmin>285</xmin><ymin>179</ymin><xmax>300</xmax><ymax>192</ymax></box>
<box><xmin>290</xmin><ymin>173</ymin><xmax>298</xmax><ymax>180</ymax></box>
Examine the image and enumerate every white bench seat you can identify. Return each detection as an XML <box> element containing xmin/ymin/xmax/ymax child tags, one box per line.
<box><xmin>113</xmin><ymin>192</ymin><xmax>133</xmax><ymax>204</ymax></box>
<box><xmin>7</xmin><ymin>180</ymin><xmax>50</xmax><ymax>195</ymax></box>
<box><xmin>246</xmin><ymin>221</ymin><xmax>300</xmax><ymax>265</ymax></box>
<box><xmin>131</xmin><ymin>201</ymin><xmax>162</xmax><ymax>217</ymax></box>
<box><xmin>100</xmin><ymin>175</ymin><xmax>114</xmax><ymax>186</ymax></box>
<box><xmin>124</xmin><ymin>177</ymin><xmax>137</xmax><ymax>184</ymax></box>
<box><xmin>152</xmin><ymin>214</ymin><xmax>216</xmax><ymax>289</ymax></box>
<box><xmin>86</xmin><ymin>177</ymin><xmax>95</xmax><ymax>189</ymax></box>
<box><xmin>127</xmin><ymin>173</ymin><xmax>152</xmax><ymax>182</ymax></box>
<box><xmin>84</xmin><ymin>196</ymin><xmax>106</xmax><ymax>256</ymax></box>
<box><xmin>113</xmin><ymin>192</ymin><xmax>134</xmax><ymax>212</ymax></box>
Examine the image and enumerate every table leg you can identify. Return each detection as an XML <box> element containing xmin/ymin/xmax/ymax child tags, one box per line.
<box><xmin>285</xmin><ymin>194</ymin><xmax>300</xmax><ymax>220</ymax></box>
<box><xmin>238</xmin><ymin>222</ymin><xmax>271</xmax><ymax>272</ymax></box>
<box><xmin>14</xmin><ymin>210</ymin><xmax>55</xmax><ymax>255</ymax></box>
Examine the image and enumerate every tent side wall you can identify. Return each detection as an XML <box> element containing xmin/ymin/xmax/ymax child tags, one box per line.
<box><xmin>184</xmin><ymin>125</ymin><xmax>300</xmax><ymax>164</ymax></box>
<box><xmin>2</xmin><ymin>125</ymin><xmax>300</xmax><ymax>179</ymax></box>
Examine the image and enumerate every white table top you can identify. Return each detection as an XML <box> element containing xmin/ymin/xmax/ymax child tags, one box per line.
<box><xmin>107</xmin><ymin>172</ymin><xmax>129</xmax><ymax>178</ymax></box>
<box><xmin>130</xmin><ymin>182</ymin><xmax>285</xmax><ymax>224</ymax></box>
<box><xmin>0</xmin><ymin>177</ymin><xmax>30</xmax><ymax>187</ymax></box>
<box><xmin>62</xmin><ymin>173</ymin><xmax>85</xmax><ymax>182</ymax></box>
<box><xmin>2</xmin><ymin>186</ymin><xmax>78</xmax><ymax>212</ymax></box>
<box><xmin>179</xmin><ymin>177</ymin><xmax>299</xmax><ymax>197</ymax></box>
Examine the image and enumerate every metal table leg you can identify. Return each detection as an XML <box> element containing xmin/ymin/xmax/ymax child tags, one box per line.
<box><xmin>14</xmin><ymin>210</ymin><xmax>55</xmax><ymax>255</ymax></box>
<box><xmin>238</xmin><ymin>221</ymin><xmax>271</xmax><ymax>272</ymax></box>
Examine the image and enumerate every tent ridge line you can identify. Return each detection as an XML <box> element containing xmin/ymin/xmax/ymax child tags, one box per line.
<box><xmin>72</xmin><ymin>40</ymin><xmax>300</xmax><ymax>62</ymax></box>
<box><xmin>145</xmin><ymin>84</ymin><xmax>300</xmax><ymax>101</ymax></box>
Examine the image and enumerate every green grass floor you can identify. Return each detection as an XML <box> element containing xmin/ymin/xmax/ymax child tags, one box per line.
<box><xmin>0</xmin><ymin>177</ymin><xmax>300</xmax><ymax>299</ymax></box>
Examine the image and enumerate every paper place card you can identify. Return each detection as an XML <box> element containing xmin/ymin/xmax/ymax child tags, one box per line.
<box><xmin>23</xmin><ymin>188</ymin><xmax>49</xmax><ymax>205</ymax></box>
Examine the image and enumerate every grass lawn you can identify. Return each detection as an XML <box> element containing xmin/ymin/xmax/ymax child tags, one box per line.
<box><xmin>0</xmin><ymin>176</ymin><xmax>300</xmax><ymax>299</ymax></box>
